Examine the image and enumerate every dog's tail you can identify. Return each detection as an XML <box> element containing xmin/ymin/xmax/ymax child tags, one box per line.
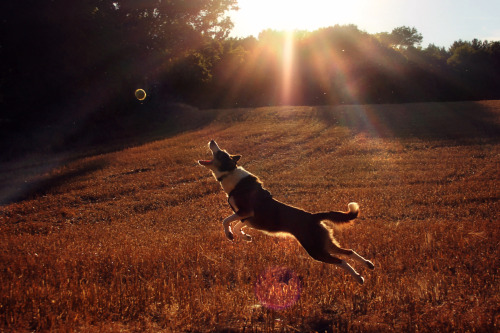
<box><xmin>313</xmin><ymin>202</ymin><xmax>359</xmax><ymax>224</ymax></box>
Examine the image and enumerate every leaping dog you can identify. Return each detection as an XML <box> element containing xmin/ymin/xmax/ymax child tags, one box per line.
<box><xmin>199</xmin><ymin>140</ymin><xmax>374</xmax><ymax>284</ymax></box>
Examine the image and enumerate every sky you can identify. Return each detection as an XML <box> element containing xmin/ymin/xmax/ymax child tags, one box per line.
<box><xmin>228</xmin><ymin>0</ymin><xmax>500</xmax><ymax>48</ymax></box>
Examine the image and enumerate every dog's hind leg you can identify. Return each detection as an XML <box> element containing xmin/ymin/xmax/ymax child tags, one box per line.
<box><xmin>295</xmin><ymin>227</ymin><xmax>365</xmax><ymax>284</ymax></box>
<box><xmin>349</xmin><ymin>251</ymin><xmax>375</xmax><ymax>270</ymax></box>
<box><xmin>312</xmin><ymin>252</ymin><xmax>365</xmax><ymax>285</ymax></box>
<box><xmin>303</xmin><ymin>246</ymin><xmax>365</xmax><ymax>285</ymax></box>
<box><xmin>327</xmin><ymin>244</ymin><xmax>375</xmax><ymax>270</ymax></box>
<box><xmin>339</xmin><ymin>261</ymin><xmax>365</xmax><ymax>285</ymax></box>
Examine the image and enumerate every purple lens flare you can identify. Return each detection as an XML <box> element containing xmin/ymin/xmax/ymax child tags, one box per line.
<box><xmin>255</xmin><ymin>267</ymin><xmax>302</xmax><ymax>310</ymax></box>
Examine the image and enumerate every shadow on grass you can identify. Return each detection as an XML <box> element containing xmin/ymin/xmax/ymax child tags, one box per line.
<box><xmin>314</xmin><ymin>101</ymin><xmax>500</xmax><ymax>144</ymax></box>
<box><xmin>0</xmin><ymin>158</ymin><xmax>108</xmax><ymax>205</ymax></box>
<box><xmin>1</xmin><ymin>103</ymin><xmax>215</xmax><ymax>163</ymax></box>
<box><xmin>61</xmin><ymin>103</ymin><xmax>217</xmax><ymax>158</ymax></box>
<box><xmin>0</xmin><ymin>104</ymin><xmax>214</xmax><ymax>205</ymax></box>
<box><xmin>0</xmin><ymin>103</ymin><xmax>215</xmax><ymax>205</ymax></box>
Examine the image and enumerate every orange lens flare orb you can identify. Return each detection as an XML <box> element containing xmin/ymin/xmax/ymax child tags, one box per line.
<box><xmin>135</xmin><ymin>89</ymin><xmax>146</xmax><ymax>101</ymax></box>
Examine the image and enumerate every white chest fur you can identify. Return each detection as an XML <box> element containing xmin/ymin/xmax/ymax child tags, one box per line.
<box><xmin>215</xmin><ymin>167</ymin><xmax>251</xmax><ymax>195</ymax></box>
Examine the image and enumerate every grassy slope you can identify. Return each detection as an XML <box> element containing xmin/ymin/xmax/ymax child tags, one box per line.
<box><xmin>0</xmin><ymin>101</ymin><xmax>499</xmax><ymax>332</ymax></box>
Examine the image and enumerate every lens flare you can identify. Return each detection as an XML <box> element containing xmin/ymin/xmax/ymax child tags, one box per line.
<box><xmin>135</xmin><ymin>89</ymin><xmax>146</xmax><ymax>101</ymax></box>
<box><xmin>255</xmin><ymin>267</ymin><xmax>302</xmax><ymax>310</ymax></box>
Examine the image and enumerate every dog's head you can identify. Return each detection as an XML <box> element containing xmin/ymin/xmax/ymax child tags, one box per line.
<box><xmin>198</xmin><ymin>140</ymin><xmax>241</xmax><ymax>173</ymax></box>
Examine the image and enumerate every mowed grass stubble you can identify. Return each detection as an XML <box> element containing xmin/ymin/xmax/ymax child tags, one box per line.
<box><xmin>1</xmin><ymin>101</ymin><xmax>499</xmax><ymax>331</ymax></box>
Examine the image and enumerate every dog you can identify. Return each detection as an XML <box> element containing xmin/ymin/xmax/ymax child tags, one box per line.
<box><xmin>198</xmin><ymin>140</ymin><xmax>374</xmax><ymax>284</ymax></box>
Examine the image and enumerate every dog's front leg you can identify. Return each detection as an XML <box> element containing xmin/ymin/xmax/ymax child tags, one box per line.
<box><xmin>222</xmin><ymin>213</ymin><xmax>252</xmax><ymax>241</ymax></box>
<box><xmin>233</xmin><ymin>221</ymin><xmax>252</xmax><ymax>242</ymax></box>
<box><xmin>222</xmin><ymin>214</ymin><xmax>240</xmax><ymax>240</ymax></box>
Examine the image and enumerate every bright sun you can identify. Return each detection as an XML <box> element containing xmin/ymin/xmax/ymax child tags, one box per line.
<box><xmin>232</xmin><ymin>0</ymin><xmax>362</xmax><ymax>35</ymax></box>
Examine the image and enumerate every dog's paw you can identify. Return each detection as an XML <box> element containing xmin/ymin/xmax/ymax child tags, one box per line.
<box><xmin>242</xmin><ymin>234</ymin><xmax>252</xmax><ymax>242</ymax></box>
<box><xmin>225</xmin><ymin>231</ymin><xmax>234</xmax><ymax>241</ymax></box>
<box><xmin>355</xmin><ymin>275</ymin><xmax>365</xmax><ymax>285</ymax></box>
<box><xmin>366</xmin><ymin>260</ymin><xmax>375</xmax><ymax>270</ymax></box>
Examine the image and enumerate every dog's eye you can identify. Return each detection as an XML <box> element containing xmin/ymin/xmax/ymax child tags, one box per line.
<box><xmin>216</xmin><ymin>151</ymin><xmax>229</xmax><ymax>160</ymax></box>
<box><xmin>217</xmin><ymin>150</ymin><xmax>237</xmax><ymax>171</ymax></box>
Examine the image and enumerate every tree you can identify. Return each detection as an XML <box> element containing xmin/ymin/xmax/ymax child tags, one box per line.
<box><xmin>389</xmin><ymin>26</ymin><xmax>423</xmax><ymax>49</ymax></box>
<box><xmin>375</xmin><ymin>32</ymin><xmax>393</xmax><ymax>46</ymax></box>
<box><xmin>1</xmin><ymin>0</ymin><xmax>238</xmax><ymax>123</ymax></box>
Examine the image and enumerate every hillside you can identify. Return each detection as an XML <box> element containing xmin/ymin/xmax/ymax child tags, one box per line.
<box><xmin>1</xmin><ymin>101</ymin><xmax>499</xmax><ymax>332</ymax></box>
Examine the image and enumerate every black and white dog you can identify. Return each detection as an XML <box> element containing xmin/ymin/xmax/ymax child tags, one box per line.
<box><xmin>199</xmin><ymin>140</ymin><xmax>374</xmax><ymax>284</ymax></box>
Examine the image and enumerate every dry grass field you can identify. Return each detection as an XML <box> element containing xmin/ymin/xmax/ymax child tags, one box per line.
<box><xmin>1</xmin><ymin>101</ymin><xmax>499</xmax><ymax>332</ymax></box>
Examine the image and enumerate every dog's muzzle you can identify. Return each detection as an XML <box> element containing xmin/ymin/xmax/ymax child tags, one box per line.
<box><xmin>209</xmin><ymin>140</ymin><xmax>221</xmax><ymax>153</ymax></box>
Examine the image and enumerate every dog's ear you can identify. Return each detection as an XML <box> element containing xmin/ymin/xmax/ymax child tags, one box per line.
<box><xmin>231</xmin><ymin>155</ymin><xmax>241</xmax><ymax>163</ymax></box>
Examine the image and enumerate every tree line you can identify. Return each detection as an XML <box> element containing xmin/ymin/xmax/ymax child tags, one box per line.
<box><xmin>1</xmin><ymin>1</ymin><xmax>499</xmax><ymax>157</ymax></box>
<box><xmin>168</xmin><ymin>25</ymin><xmax>500</xmax><ymax>108</ymax></box>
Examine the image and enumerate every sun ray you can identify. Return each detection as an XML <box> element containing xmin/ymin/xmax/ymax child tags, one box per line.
<box><xmin>281</xmin><ymin>31</ymin><xmax>295</xmax><ymax>105</ymax></box>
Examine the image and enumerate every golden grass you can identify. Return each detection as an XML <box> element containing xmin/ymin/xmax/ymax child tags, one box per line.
<box><xmin>1</xmin><ymin>101</ymin><xmax>499</xmax><ymax>332</ymax></box>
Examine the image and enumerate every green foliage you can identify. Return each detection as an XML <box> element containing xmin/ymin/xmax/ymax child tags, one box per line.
<box><xmin>375</xmin><ymin>26</ymin><xmax>423</xmax><ymax>49</ymax></box>
<box><xmin>423</xmin><ymin>44</ymin><xmax>450</xmax><ymax>60</ymax></box>
<box><xmin>390</xmin><ymin>26</ymin><xmax>423</xmax><ymax>48</ymax></box>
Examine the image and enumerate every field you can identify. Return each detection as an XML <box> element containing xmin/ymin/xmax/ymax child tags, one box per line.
<box><xmin>0</xmin><ymin>101</ymin><xmax>499</xmax><ymax>332</ymax></box>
